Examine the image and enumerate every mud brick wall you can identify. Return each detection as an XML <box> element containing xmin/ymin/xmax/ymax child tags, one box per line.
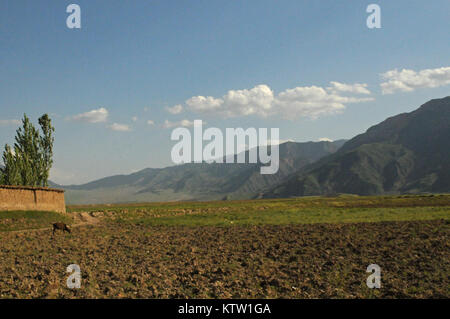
<box><xmin>0</xmin><ymin>185</ymin><xmax>66</xmax><ymax>213</ymax></box>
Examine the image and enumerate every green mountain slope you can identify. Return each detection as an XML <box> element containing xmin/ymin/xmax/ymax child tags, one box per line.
<box><xmin>63</xmin><ymin>140</ymin><xmax>346</xmax><ymax>204</ymax></box>
<box><xmin>265</xmin><ymin>96</ymin><xmax>450</xmax><ymax>197</ymax></box>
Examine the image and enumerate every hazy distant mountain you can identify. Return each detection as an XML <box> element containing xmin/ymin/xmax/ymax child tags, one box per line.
<box><xmin>265</xmin><ymin>96</ymin><xmax>450</xmax><ymax>198</ymax></box>
<box><xmin>62</xmin><ymin>140</ymin><xmax>346</xmax><ymax>204</ymax></box>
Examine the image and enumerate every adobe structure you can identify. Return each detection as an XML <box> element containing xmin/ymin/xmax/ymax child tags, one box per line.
<box><xmin>0</xmin><ymin>185</ymin><xmax>66</xmax><ymax>213</ymax></box>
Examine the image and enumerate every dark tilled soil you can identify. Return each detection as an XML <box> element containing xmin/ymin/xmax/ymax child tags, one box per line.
<box><xmin>0</xmin><ymin>220</ymin><xmax>448</xmax><ymax>298</ymax></box>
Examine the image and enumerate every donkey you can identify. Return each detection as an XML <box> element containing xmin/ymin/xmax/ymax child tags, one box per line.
<box><xmin>52</xmin><ymin>222</ymin><xmax>71</xmax><ymax>236</ymax></box>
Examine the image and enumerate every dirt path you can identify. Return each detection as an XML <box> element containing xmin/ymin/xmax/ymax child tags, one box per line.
<box><xmin>73</xmin><ymin>211</ymin><xmax>102</xmax><ymax>226</ymax></box>
<box><xmin>6</xmin><ymin>211</ymin><xmax>103</xmax><ymax>234</ymax></box>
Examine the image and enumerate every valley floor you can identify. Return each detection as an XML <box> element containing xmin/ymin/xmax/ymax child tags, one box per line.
<box><xmin>0</xmin><ymin>194</ymin><xmax>449</xmax><ymax>298</ymax></box>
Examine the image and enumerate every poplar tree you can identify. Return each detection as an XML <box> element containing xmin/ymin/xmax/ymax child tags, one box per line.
<box><xmin>37</xmin><ymin>114</ymin><xmax>55</xmax><ymax>187</ymax></box>
<box><xmin>0</xmin><ymin>114</ymin><xmax>55</xmax><ymax>187</ymax></box>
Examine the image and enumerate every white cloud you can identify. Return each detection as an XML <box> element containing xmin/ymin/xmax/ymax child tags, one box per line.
<box><xmin>166</xmin><ymin>104</ymin><xmax>184</xmax><ymax>114</ymax></box>
<box><xmin>180</xmin><ymin>83</ymin><xmax>373</xmax><ymax>119</ymax></box>
<box><xmin>328</xmin><ymin>81</ymin><xmax>371</xmax><ymax>95</ymax></box>
<box><xmin>186</xmin><ymin>96</ymin><xmax>224</xmax><ymax>112</ymax></box>
<box><xmin>0</xmin><ymin>119</ymin><xmax>20</xmax><ymax>126</ymax></box>
<box><xmin>186</xmin><ymin>85</ymin><xmax>274</xmax><ymax>118</ymax></box>
<box><xmin>147</xmin><ymin>120</ymin><xmax>155</xmax><ymax>126</ymax></box>
<box><xmin>318</xmin><ymin>137</ymin><xmax>333</xmax><ymax>142</ymax></box>
<box><xmin>108</xmin><ymin>123</ymin><xmax>131</xmax><ymax>132</ymax></box>
<box><xmin>71</xmin><ymin>107</ymin><xmax>109</xmax><ymax>123</ymax></box>
<box><xmin>380</xmin><ymin>66</ymin><xmax>450</xmax><ymax>94</ymax></box>
<box><xmin>274</xmin><ymin>86</ymin><xmax>373</xmax><ymax>119</ymax></box>
<box><xmin>162</xmin><ymin>119</ymin><xmax>195</xmax><ymax>129</ymax></box>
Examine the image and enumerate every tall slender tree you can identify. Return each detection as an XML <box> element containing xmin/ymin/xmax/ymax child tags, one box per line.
<box><xmin>1</xmin><ymin>145</ymin><xmax>21</xmax><ymax>185</ymax></box>
<box><xmin>13</xmin><ymin>114</ymin><xmax>40</xmax><ymax>185</ymax></box>
<box><xmin>38</xmin><ymin>114</ymin><xmax>55</xmax><ymax>187</ymax></box>
<box><xmin>0</xmin><ymin>114</ymin><xmax>55</xmax><ymax>187</ymax></box>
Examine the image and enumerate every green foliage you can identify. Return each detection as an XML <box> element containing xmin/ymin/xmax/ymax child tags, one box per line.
<box><xmin>67</xmin><ymin>194</ymin><xmax>450</xmax><ymax>227</ymax></box>
<box><xmin>0</xmin><ymin>211</ymin><xmax>72</xmax><ymax>232</ymax></box>
<box><xmin>0</xmin><ymin>114</ymin><xmax>55</xmax><ymax>187</ymax></box>
<box><xmin>37</xmin><ymin>114</ymin><xmax>55</xmax><ymax>187</ymax></box>
<box><xmin>119</xmin><ymin>206</ymin><xmax>450</xmax><ymax>227</ymax></box>
<box><xmin>1</xmin><ymin>145</ymin><xmax>21</xmax><ymax>185</ymax></box>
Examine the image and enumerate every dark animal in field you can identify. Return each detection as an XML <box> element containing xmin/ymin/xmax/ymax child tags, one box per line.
<box><xmin>52</xmin><ymin>222</ymin><xmax>71</xmax><ymax>235</ymax></box>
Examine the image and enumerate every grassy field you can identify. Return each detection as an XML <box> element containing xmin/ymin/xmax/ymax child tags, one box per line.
<box><xmin>69</xmin><ymin>194</ymin><xmax>450</xmax><ymax>226</ymax></box>
<box><xmin>0</xmin><ymin>194</ymin><xmax>449</xmax><ymax>298</ymax></box>
<box><xmin>0</xmin><ymin>211</ymin><xmax>73</xmax><ymax>232</ymax></box>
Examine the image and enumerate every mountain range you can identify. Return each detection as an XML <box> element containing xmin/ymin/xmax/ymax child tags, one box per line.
<box><xmin>61</xmin><ymin>139</ymin><xmax>346</xmax><ymax>204</ymax></box>
<box><xmin>264</xmin><ymin>96</ymin><xmax>450</xmax><ymax>198</ymax></box>
<box><xmin>52</xmin><ymin>96</ymin><xmax>450</xmax><ymax>204</ymax></box>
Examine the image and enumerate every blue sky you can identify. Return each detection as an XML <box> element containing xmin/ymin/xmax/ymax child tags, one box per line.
<box><xmin>1</xmin><ymin>0</ymin><xmax>449</xmax><ymax>184</ymax></box>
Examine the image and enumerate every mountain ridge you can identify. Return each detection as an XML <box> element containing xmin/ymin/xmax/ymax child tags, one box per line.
<box><xmin>264</xmin><ymin>96</ymin><xmax>450</xmax><ymax>198</ymax></box>
<box><xmin>61</xmin><ymin>140</ymin><xmax>347</xmax><ymax>204</ymax></box>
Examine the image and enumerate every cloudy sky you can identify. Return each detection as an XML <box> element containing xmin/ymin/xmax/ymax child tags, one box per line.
<box><xmin>1</xmin><ymin>0</ymin><xmax>449</xmax><ymax>184</ymax></box>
